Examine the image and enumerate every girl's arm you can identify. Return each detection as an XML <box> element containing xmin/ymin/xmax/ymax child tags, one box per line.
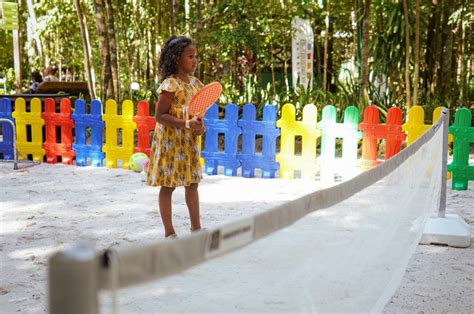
<box><xmin>155</xmin><ymin>91</ymin><xmax>202</xmax><ymax>130</ymax></box>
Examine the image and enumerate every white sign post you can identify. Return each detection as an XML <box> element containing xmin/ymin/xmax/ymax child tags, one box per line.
<box><xmin>291</xmin><ymin>17</ymin><xmax>314</xmax><ymax>91</ymax></box>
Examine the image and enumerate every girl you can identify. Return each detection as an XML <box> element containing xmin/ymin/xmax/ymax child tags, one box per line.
<box><xmin>146</xmin><ymin>35</ymin><xmax>205</xmax><ymax>238</ymax></box>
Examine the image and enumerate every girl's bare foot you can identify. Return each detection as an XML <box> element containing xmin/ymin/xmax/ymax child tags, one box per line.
<box><xmin>165</xmin><ymin>233</ymin><xmax>178</xmax><ymax>239</ymax></box>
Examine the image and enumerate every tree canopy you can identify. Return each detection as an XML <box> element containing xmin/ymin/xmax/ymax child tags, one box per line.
<box><xmin>1</xmin><ymin>0</ymin><xmax>472</xmax><ymax>116</ymax></box>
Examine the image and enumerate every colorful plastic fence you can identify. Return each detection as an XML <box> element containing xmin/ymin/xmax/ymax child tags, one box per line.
<box><xmin>0</xmin><ymin>98</ymin><xmax>15</xmax><ymax>160</ymax></box>
<box><xmin>71</xmin><ymin>99</ymin><xmax>104</xmax><ymax>167</ymax></box>
<box><xmin>238</xmin><ymin>104</ymin><xmax>279</xmax><ymax>178</ymax></box>
<box><xmin>277</xmin><ymin>103</ymin><xmax>321</xmax><ymax>179</ymax></box>
<box><xmin>11</xmin><ymin>97</ymin><xmax>45</xmax><ymax>162</ymax></box>
<box><xmin>447</xmin><ymin>108</ymin><xmax>474</xmax><ymax>190</ymax></box>
<box><xmin>42</xmin><ymin>98</ymin><xmax>75</xmax><ymax>164</ymax></box>
<box><xmin>358</xmin><ymin>106</ymin><xmax>406</xmax><ymax>167</ymax></box>
<box><xmin>133</xmin><ymin>100</ymin><xmax>156</xmax><ymax>155</ymax></box>
<box><xmin>201</xmin><ymin>104</ymin><xmax>241</xmax><ymax>176</ymax></box>
<box><xmin>102</xmin><ymin>99</ymin><xmax>137</xmax><ymax>169</ymax></box>
<box><xmin>0</xmin><ymin>96</ymin><xmax>472</xmax><ymax>190</ymax></box>
<box><xmin>403</xmin><ymin>106</ymin><xmax>447</xmax><ymax>145</ymax></box>
<box><xmin>319</xmin><ymin>105</ymin><xmax>361</xmax><ymax>181</ymax></box>
<box><xmin>201</xmin><ymin>103</ymin><xmax>281</xmax><ymax>178</ymax></box>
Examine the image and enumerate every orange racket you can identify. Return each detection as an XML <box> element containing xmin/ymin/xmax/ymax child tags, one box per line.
<box><xmin>188</xmin><ymin>81</ymin><xmax>222</xmax><ymax>120</ymax></box>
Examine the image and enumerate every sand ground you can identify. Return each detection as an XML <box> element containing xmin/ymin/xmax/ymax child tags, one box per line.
<box><xmin>384</xmin><ymin>181</ymin><xmax>473</xmax><ymax>313</ymax></box>
<box><xmin>0</xmin><ymin>162</ymin><xmax>472</xmax><ymax>313</ymax></box>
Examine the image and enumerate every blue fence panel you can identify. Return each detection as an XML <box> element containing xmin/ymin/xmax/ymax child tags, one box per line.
<box><xmin>238</xmin><ymin>104</ymin><xmax>280</xmax><ymax>178</ymax></box>
<box><xmin>0</xmin><ymin>98</ymin><xmax>15</xmax><ymax>160</ymax></box>
<box><xmin>202</xmin><ymin>104</ymin><xmax>241</xmax><ymax>176</ymax></box>
<box><xmin>71</xmin><ymin>99</ymin><xmax>105</xmax><ymax>166</ymax></box>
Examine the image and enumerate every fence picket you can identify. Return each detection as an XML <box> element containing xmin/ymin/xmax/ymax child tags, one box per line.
<box><xmin>42</xmin><ymin>98</ymin><xmax>75</xmax><ymax>164</ymax></box>
<box><xmin>202</xmin><ymin>104</ymin><xmax>241</xmax><ymax>176</ymax></box>
<box><xmin>237</xmin><ymin>104</ymin><xmax>279</xmax><ymax>178</ymax></box>
<box><xmin>0</xmin><ymin>98</ymin><xmax>14</xmax><ymax>160</ymax></box>
<box><xmin>11</xmin><ymin>97</ymin><xmax>45</xmax><ymax>162</ymax></box>
<box><xmin>276</xmin><ymin>103</ymin><xmax>320</xmax><ymax>179</ymax></box>
<box><xmin>72</xmin><ymin>99</ymin><xmax>105</xmax><ymax>166</ymax></box>
<box><xmin>102</xmin><ymin>99</ymin><xmax>137</xmax><ymax>169</ymax></box>
<box><xmin>448</xmin><ymin>108</ymin><xmax>474</xmax><ymax>190</ymax></box>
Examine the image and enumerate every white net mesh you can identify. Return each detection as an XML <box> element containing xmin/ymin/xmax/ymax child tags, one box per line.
<box><xmin>96</xmin><ymin>116</ymin><xmax>444</xmax><ymax>312</ymax></box>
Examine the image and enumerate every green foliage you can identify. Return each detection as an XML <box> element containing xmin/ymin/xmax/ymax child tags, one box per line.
<box><xmin>0</xmin><ymin>28</ymin><xmax>13</xmax><ymax>70</ymax></box>
<box><xmin>32</xmin><ymin>1</ymin><xmax>84</xmax><ymax>70</ymax></box>
<box><xmin>7</xmin><ymin>0</ymin><xmax>472</xmax><ymax>116</ymax></box>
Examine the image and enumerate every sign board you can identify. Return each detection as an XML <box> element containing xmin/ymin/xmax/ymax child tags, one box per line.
<box><xmin>0</xmin><ymin>2</ymin><xmax>19</xmax><ymax>31</ymax></box>
<box><xmin>291</xmin><ymin>17</ymin><xmax>314</xmax><ymax>91</ymax></box>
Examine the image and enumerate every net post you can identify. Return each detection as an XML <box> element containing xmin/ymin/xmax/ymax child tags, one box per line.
<box><xmin>49</xmin><ymin>241</ymin><xmax>99</xmax><ymax>314</ymax></box>
<box><xmin>420</xmin><ymin>108</ymin><xmax>470</xmax><ymax>247</ymax></box>
<box><xmin>438</xmin><ymin>108</ymin><xmax>449</xmax><ymax>218</ymax></box>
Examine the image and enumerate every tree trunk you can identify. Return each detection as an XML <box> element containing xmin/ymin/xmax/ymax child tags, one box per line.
<box><xmin>327</xmin><ymin>17</ymin><xmax>334</xmax><ymax>92</ymax></box>
<box><xmin>185</xmin><ymin>0</ymin><xmax>190</xmax><ymax>35</ymax></box>
<box><xmin>352</xmin><ymin>1</ymin><xmax>359</xmax><ymax>84</ymax></box>
<box><xmin>74</xmin><ymin>0</ymin><xmax>97</xmax><ymax>100</ymax></box>
<box><xmin>195</xmin><ymin>0</ymin><xmax>202</xmax><ymax>45</ymax></box>
<box><xmin>315</xmin><ymin>40</ymin><xmax>323</xmax><ymax>78</ymax></box>
<box><xmin>105</xmin><ymin>0</ymin><xmax>120</xmax><ymax>100</ymax></box>
<box><xmin>356</xmin><ymin>0</ymin><xmax>363</xmax><ymax>81</ymax></box>
<box><xmin>157</xmin><ymin>0</ymin><xmax>162</xmax><ymax>37</ymax></box>
<box><xmin>118</xmin><ymin>7</ymin><xmax>132</xmax><ymax>97</ymax></box>
<box><xmin>173</xmin><ymin>0</ymin><xmax>179</xmax><ymax>33</ymax></box>
<box><xmin>323</xmin><ymin>1</ymin><xmax>330</xmax><ymax>91</ymax></box>
<box><xmin>93</xmin><ymin>0</ymin><xmax>114</xmax><ymax>100</ymax></box>
<box><xmin>155</xmin><ymin>0</ymin><xmax>162</xmax><ymax>82</ymax></box>
<box><xmin>131</xmin><ymin>0</ymin><xmax>139</xmax><ymax>83</ymax></box>
<box><xmin>425</xmin><ymin>0</ymin><xmax>442</xmax><ymax>96</ymax></box>
<box><xmin>169</xmin><ymin>0</ymin><xmax>175</xmax><ymax>34</ymax></box>
<box><xmin>149</xmin><ymin>10</ymin><xmax>156</xmax><ymax>87</ymax></box>
<box><xmin>413</xmin><ymin>0</ymin><xmax>420</xmax><ymax>106</ymax></box>
<box><xmin>402</xmin><ymin>0</ymin><xmax>412</xmax><ymax>110</ymax></box>
<box><xmin>146</xmin><ymin>14</ymin><xmax>153</xmax><ymax>90</ymax></box>
<box><xmin>458</xmin><ymin>0</ymin><xmax>467</xmax><ymax>103</ymax></box>
<box><xmin>269</xmin><ymin>22</ymin><xmax>276</xmax><ymax>96</ymax></box>
<box><xmin>25</xmin><ymin>0</ymin><xmax>43</xmax><ymax>64</ymax></box>
<box><xmin>195</xmin><ymin>0</ymin><xmax>203</xmax><ymax>79</ymax></box>
<box><xmin>438</xmin><ymin>0</ymin><xmax>455</xmax><ymax>105</ymax></box>
<box><xmin>360</xmin><ymin>0</ymin><xmax>371</xmax><ymax>106</ymax></box>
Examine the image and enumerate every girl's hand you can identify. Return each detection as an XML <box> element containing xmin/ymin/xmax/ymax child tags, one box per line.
<box><xmin>192</xmin><ymin>125</ymin><xmax>206</xmax><ymax>136</ymax></box>
<box><xmin>188</xmin><ymin>117</ymin><xmax>202</xmax><ymax>131</ymax></box>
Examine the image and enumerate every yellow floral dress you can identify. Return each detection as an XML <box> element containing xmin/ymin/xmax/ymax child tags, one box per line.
<box><xmin>146</xmin><ymin>76</ymin><xmax>204</xmax><ymax>187</ymax></box>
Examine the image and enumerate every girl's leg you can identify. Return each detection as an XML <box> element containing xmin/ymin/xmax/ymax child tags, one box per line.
<box><xmin>185</xmin><ymin>183</ymin><xmax>201</xmax><ymax>231</ymax></box>
<box><xmin>159</xmin><ymin>186</ymin><xmax>176</xmax><ymax>237</ymax></box>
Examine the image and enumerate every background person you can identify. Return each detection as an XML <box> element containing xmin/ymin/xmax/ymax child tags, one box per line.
<box><xmin>25</xmin><ymin>71</ymin><xmax>43</xmax><ymax>93</ymax></box>
<box><xmin>43</xmin><ymin>66</ymin><xmax>59</xmax><ymax>82</ymax></box>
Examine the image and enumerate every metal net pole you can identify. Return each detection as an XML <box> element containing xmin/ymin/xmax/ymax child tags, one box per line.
<box><xmin>438</xmin><ymin>109</ymin><xmax>449</xmax><ymax>218</ymax></box>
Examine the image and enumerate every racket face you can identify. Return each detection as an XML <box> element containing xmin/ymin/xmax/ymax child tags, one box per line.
<box><xmin>188</xmin><ymin>82</ymin><xmax>222</xmax><ymax>117</ymax></box>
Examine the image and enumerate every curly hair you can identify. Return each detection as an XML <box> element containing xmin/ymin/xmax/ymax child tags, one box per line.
<box><xmin>159</xmin><ymin>35</ymin><xmax>193</xmax><ymax>80</ymax></box>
